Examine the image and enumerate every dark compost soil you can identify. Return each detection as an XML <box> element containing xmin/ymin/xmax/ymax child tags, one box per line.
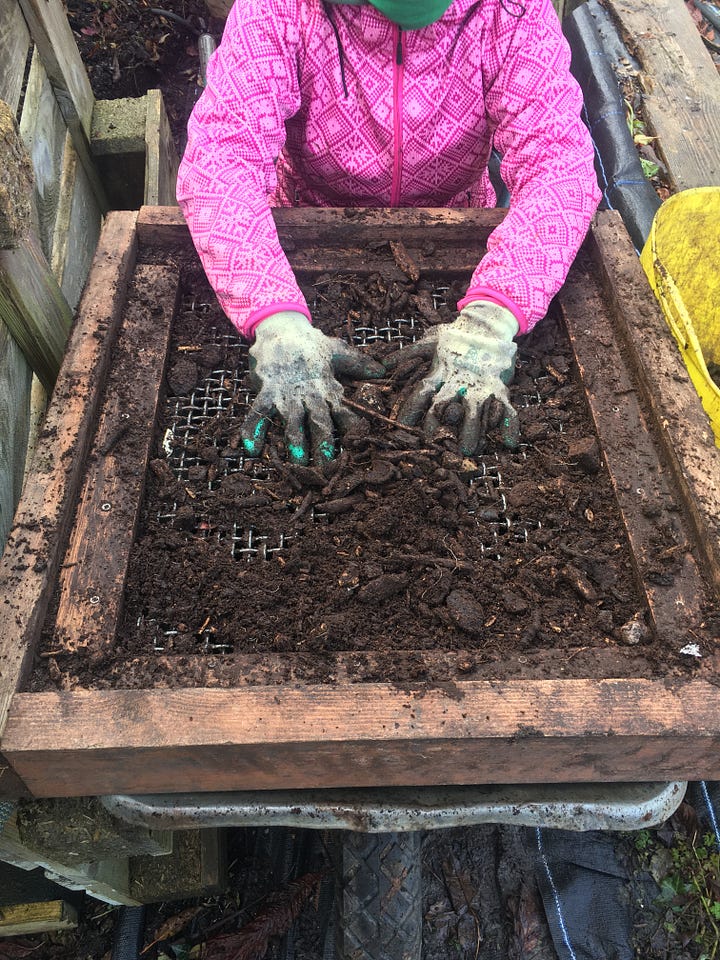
<box><xmin>32</xmin><ymin>256</ymin><xmax>694</xmax><ymax>691</ymax></box>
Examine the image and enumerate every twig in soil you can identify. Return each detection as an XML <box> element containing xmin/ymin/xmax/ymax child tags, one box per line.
<box><xmin>389</xmin><ymin>365</ymin><xmax>433</xmax><ymax>421</ymax></box>
<box><xmin>563</xmin><ymin>646</ymin><xmax>590</xmax><ymax>663</ymax></box>
<box><xmin>377</xmin><ymin>448</ymin><xmax>438</xmax><ymax>460</ymax></box>
<box><xmin>320</xmin><ymin>449</ymin><xmax>350</xmax><ymax>498</ymax></box>
<box><xmin>291</xmin><ymin>490</ymin><xmax>316</xmax><ymax>523</ymax></box>
<box><xmin>388</xmin><ymin>552</ymin><xmax>475</xmax><ymax>573</ymax></box>
<box><xmin>342</xmin><ymin>398</ymin><xmax>428</xmax><ymax>439</ymax></box>
<box><xmin>317</xmin><ymin>493</ymin><xmax>365</xmax><ymax>514</ymax></box>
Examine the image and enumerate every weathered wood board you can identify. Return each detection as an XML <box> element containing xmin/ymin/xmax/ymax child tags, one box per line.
<box><xmin>0</xmin><ymin>328</ymin><xmax>31</xmax><ymax>554</ymax></box>
<box><xmin>0</xmin><ymin>2</ymin><xmax>31</xmax><ymax>114</ymax></box>
<box><xmin>53</xmin><ymin>265</ymin><xmax>179</xmax><ymax>657</ymax></box>
<box><xmin>0</xmin><ymin>206</ymin><xmax>719</xmax><ymax>798</ymax></box>
<box><xmin>604</xmin><ymin>0</ymin><xmax>720</xmax><ymax>189</ymax></box>
<box><xmin>0</xmin><ymin>211</ymin><xmax>138</xmax><ymax>742</ymax></box>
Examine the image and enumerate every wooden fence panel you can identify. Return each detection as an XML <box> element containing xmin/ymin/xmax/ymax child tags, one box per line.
<box><xmin>0</xmin><ymin>326</ymin><xmax>31</xmax><ymax>550</ymax></box>
<box><xmin>15</xmin><ymin>0</ymin><xmax>94</xmax><ymax>134</ymax></box>
<box><xmin>0</xmin><ymin>3</ymin><xmax>31</xmax><ymax>114</ymax></box>
<box><xmin>19</xmin><ymin>50</ymin><xmax>67</xmax><ymax>260</ymax></box>
<box><xmin>50</xmin><ymin>132</ymin><xmax>102</xmax><ymax>312</ymax></box>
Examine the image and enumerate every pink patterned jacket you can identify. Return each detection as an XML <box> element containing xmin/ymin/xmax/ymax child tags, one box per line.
<box><xmin>176</xmin><ymin>0</ymin><xmax>601</xmax><ymax>338</ymax></box>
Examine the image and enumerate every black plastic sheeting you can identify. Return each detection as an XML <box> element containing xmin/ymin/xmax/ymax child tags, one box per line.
<box><xmin>111</xmin><ymin>906</ymin><xmax>146</xmax><ymax>960</ymax></box>
<box><xmin>689</xmin><ymin>781</ymin><xmax>720</xmax><ymax>846</ymax></box>
<box><xmin>564</xmin><ymin>1</ymin><xmax>661</xmax><ymax>251</ymax></box>
<box><xmin>531</xmin><ymin>827</ymin><xmax>636</xmax><ymax>960</ymax></box>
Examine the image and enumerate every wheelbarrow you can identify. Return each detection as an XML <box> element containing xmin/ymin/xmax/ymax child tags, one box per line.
<box><xmin>102</xmin><ymin>780</ymin><xmax>686</xmax><ymax>958</ymax></box>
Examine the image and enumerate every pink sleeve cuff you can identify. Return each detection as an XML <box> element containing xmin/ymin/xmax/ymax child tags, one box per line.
<box><xmin>245</xmin><ymin>302</ymin><xmax>313</xmax><ymax>340</ymax></box>
<box><xmin>457</xmin><ymin>287</ymin><xmax>529</xmax><ymax>334</ymax></box>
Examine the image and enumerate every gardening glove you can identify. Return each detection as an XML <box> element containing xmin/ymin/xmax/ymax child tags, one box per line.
<box><xmin>241</xmin><ymin>311</ymin><xmax>384</xmax><ymax>465</ymax></box>
<box><xmin>389</xmin><ymin>301</ymin><xmax>520</xmax><ymax>455</ymax></box>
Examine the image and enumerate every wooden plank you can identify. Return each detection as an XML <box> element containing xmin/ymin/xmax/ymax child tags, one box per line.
<box><xmin>561</xmin><ymin>246</ymin><xmax>713</xmax><ymax>646</ymax></box>
<box><xmin>589</xmin><ymin>211</ymin><xmax>720</xmax><ymax>591</ymax></box>
<box><xmin>16</xmin><ymin>797</ymin><xmax>172</xmax><ymax>860</ymax></box>
<box><xmin>604</xmin><ymin>0</ymin><xmax>720</xmax><ymax>190</ymax></box>
<box><xmin>0</xmin><ymin>324</ymin><xmax>32</xmax><ymax>548</ymax></box>
<box><xmin>90</xmin><ymin>96</ymin><xmax>147</xmax><ymax>209</ymax></box>
<box><xmin>0</xmin><ymin>99</ymin><xmax>34</xmax><ymax>247</ymax></box>
<box><xmin>4</xmin><ymin>680</ymin><xmax>720</xmax><ymax>796</ymax></box>
<box><xmin>136</xmin><ymin>205</ymin><xmax>507</xmax><ymax>252</ymax></box>
<box><xmin>17</xmin><ymin>0</ymin><xmax>108</xmax><ymax>212</ymax></box>
<box><xmin>130</xmin><ymin>830</ymin><xmax>225</xmax><ymax>903</ymax></box>
<box><xmin>0</xmin><ymin>3</ymin><xmax>31</xmax><ymax>114</ymax></box>
<box><xmin>144</xmin><ymin>90</ymin><xmax>179</xmax><ymax>206</ymax></box>
<box><xmin>16</xmin><ymin>0</ymin><xmax>94</xmax><ymax>134</ymax></box>
<box><xmin>19</xmin><ymin>50</ymin><xmax>66</xmax><ymax>259</ymax></box>
<box><xmin>50</xmin><ymin>131</ymin><xmax>103</xmax><ymax>312</ymax></box>
<box><xmin>0</xmin><ymin>750</ymin><xmax>30</xmax><ymax>799</ymax></box>
<box><xmin>53</xmin><ymin>265</ymin><xmax>179</xmax><ymax>659</ymax></box>
<box><xmin>0</xmin><ymin>900</ymin><xmax>77</xmax><ymax>936</ymax></box>
<box><xmin>1</xmin><ymin>95</ymin><xmax>73</xmax><ymax>389</ymax></box>
<box><xmin>0</xmin><ymin>231</ymin><xmax>74</xmax><ymax>390</ymax></box>
<box><xmin>0</xmin><ymin>211</ymin><xmax>138</xmax><ymax>744</ymax></box>
<box><xmin>0</xmin><ymin>812</ymin><xmax>141</xmax><ymax>905</ymax></box>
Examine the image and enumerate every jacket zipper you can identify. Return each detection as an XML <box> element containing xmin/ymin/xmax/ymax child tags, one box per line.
<box><xmin>391</xmin><ymin>26</ymin><xmax>404</xmax><ymax>206</ymax></box>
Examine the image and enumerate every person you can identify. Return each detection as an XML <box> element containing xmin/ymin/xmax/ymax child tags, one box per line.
<box><xmin>176</xmin><ymin>0</ymin><xmax>601</xmax><ymax>465</ymax></box>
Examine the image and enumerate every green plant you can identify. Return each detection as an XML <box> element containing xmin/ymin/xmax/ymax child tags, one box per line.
<box><xmin>651</xmin><ymin>831</ymin><xmax>720</xmax><ymax>959</ymax></box>
<box><xmin>624</xmin><ymin>98</ymin><xmax>660</xmax><ymax>179</ymax></box>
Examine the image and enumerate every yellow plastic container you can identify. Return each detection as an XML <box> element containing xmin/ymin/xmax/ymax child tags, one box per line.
<box><xmin>640</xmin><ymin>187</ymin><xmax>720</xmax><ymax>446</ymax></box>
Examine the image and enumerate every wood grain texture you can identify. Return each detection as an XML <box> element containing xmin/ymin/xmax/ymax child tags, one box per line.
<box><xmin>562</xmin><ymin>239</ymin><xmax>714</xmax><ymax>647</ymax></box>
<box><xmin>136</xmin><ymin>205</ymin><xmax>507</xmax><ymax>249</ymax></box>
<box><xmin>17</xmin><ymin>0</ymin><xmax>107</xmax><ymax>212</ymax></box>
<box><xmin>590</xmin><ymin>212</ymin><xmax>720</xmax><ymax>592</ymax></box>
<box><xmin>0</xmin><ymin>211</ymin><xmax>138</xmax><ymax>742</ymax></box>
<box><xmin>605</xmin><ymin>0</ymin><xmax>720</xmax><ymax>189</ymax></box>
<box><xmin>4</xmin><ymin>680</ymin><xmax>720</xmax><ymax>796</ymax></box>
<box><xmin>16</xmin><ymin>0</ymin><xmax>94</xmax><ymax>134</ymax></box>
<box><xmin>0</xmin><ymin>750</ymin><xmax>30</xmax><ymax>799</ymax></box>
<box><xmin>0</xmin><ymin>3</ymin><xmax>31</xmax><ymax>113</ymax></box>
<box><xmin>137</xmin><ymin>205</ymin><xmax>505</xmax><ymax>279</ymax></box>
<box><xmin>0</xmin><ymin>231</ymin><xmax>73</xmax><ymax>390</ymax></box>
<box><xmin>50</xmin><ymin>131</ymin><xmax>103</xmax><ymax>312</ymax></box>
<box><xmin>53</xmin><ymin>265</ymin><xmax>179</xmax><ymax>658</ymax></box>
<box><xmin>0</xmin><ymin>901</ymin><xmax>77</xmax><ymax>936</ymax></box>
<box><xmin>144</xmin><ymin>90</ymin><xmax>179</xmax><ymax>206</ymax></box>
<box><xmin>18</xmin><ymin>50</ymin><xmax>66</xmax><ymax>259</ymax></box>
<box><xmin>0</xmin><ymin>325</ymin><xmax>32</xmax><ymax>549</ymax></box>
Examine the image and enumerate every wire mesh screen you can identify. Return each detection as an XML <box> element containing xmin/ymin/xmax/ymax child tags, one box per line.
<box><xmin>158</xmin><ymin>291</ymin><xmax>549</xmax><ymax>552</ymax></box>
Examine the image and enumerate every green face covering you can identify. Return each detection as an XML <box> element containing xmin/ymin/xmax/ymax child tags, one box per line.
<box><xmin>368</xmin><ymin>0</ymin><xmax>453</xmax><ymax>29</ymax></box>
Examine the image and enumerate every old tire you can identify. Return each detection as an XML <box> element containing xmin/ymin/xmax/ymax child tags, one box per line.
<box><xmin>335</xmin><ymin>831</ymin><xmax>422</xmax><ymax>960</ymax></box>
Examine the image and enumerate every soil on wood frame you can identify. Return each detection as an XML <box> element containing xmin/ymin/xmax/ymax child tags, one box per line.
<box><xmin>33</xmin><ymin>255</ymin><xmax>698</xmax><ymax>691</ymax></box>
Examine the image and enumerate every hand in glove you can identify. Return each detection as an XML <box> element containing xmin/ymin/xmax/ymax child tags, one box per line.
<box><xmin>241</xmin><ymin>311</ymin><xmax>384</xmax><ymax>464</ymax></box>
<box><xmin>388</xmin><ymin>301</ymin><xmax>520</xmax><ymax>455</ymax></box>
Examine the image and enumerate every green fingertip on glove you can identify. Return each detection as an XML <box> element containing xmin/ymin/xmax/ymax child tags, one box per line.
<box><xmin>392</xmin><ymin>300</ymin><xmax>521</xmax><ymax>455</ymax></box>
<box><xmin>242</xmin><ymin>419</ymin><xmax>267</xmax><ymax>455</ymax></box>
<box><xmin>241</xmin><ymin>310</ymin><xmax>384</xmax><ymax>464</ymax></box>
<box><xmin>288</xmin><ymin>442</ymin><xmax>305</xmax><ymax>461</ymax></box>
